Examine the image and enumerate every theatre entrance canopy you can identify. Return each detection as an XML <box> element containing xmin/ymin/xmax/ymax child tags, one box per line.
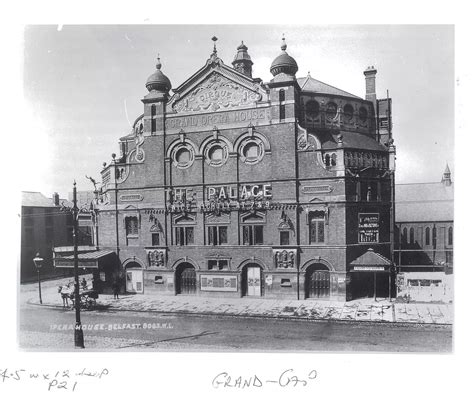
<box><xmin>54</xmin><ymin>247</ymin><xmax>117</xmax><ymax>269</ymax></box>
<box><xmin>53</xmin><ymin>246</ymin><xmax>119</xmax><ymax>292</ymax></box>
<box><xmin>349</xmin><ymin>248</ymin><xmax>392</xmax><ymax>273</ymax></box>
<box><xmin>349</xmin><ymin>248</ymin><xmax>392</xmax><ymax>300</ymax></box>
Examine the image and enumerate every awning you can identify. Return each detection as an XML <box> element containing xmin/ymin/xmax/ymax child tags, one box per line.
<box><xmin>54</xmin><ymin>250</ymin><xmax>116</xmax><ymax>269</ymax></box>
<box><xmin>350</xmin><ymin>248</ymin><xmax>391</xmax><ymax>272</ymax></box>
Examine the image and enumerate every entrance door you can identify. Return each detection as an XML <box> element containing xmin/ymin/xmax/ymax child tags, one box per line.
<box><xmin>126</xmin><ymin>268</ymin><xmax>144</xmax><ymax>293</ymax></box>
<box><xmin>176</xmin><ymin>263</ymin><xmax>196</xmax><ymax>295</ymax></box>
<box><xmin>247</xmin><ymin>266</ymin><xmax>262</xmax><ymax>296</ymax></box>
<box><xmin>306</xmin><ymin>266</ymin><xmax>330</xmax><ymax>298</ymax></box>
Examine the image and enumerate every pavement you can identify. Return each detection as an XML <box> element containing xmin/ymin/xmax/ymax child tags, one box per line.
<box><xmin>22</xmin><ymin>276</ymin><xmax>453</xmax><ymax>325</ymax></box>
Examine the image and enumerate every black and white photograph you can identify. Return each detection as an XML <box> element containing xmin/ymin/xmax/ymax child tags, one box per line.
<box><xmin>3</xmin><ymin>4</ymin><xmax>472</xmax><ymax>397</ymax></box>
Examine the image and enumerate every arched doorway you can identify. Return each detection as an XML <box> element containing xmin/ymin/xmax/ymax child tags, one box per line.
<box><xmin>305</xmin><ymin>263</ymin><xmax>330</xmax><ymax>299</ymax></box>
<box><xmin>175</xmin><ymin>262</ymin><xmax>196</xmax><ymax>295</ymax></box>
<box><xmin>241</xmin><ymin>263</ymin><xmax>263</xmax><ymax>297</ymax></box>
<box><xmin>125</xmin><ymin>261</ymin><xmax>144</xmax><ymax>294</ymax></box>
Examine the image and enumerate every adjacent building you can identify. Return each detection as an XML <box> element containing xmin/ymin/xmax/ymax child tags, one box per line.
<box><xmin>89</xmin><ymin>38</ymin><xmax>396</xmax><ymax>301</ymax></box>
<box><xmin>21</xmin><ymin>191</ymin><xmax>95</xmax><ymax>282</ymax></box>
<box><xmin>395</xmin><ymin>165</ymin><xmax>454</xmax><ymax>272</ymax></box>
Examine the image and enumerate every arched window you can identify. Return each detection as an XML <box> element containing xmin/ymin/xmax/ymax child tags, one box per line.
<box><xmin>432</xmin><ymin>227</ymin><xmax>437</xmax><ymax>247</ymax></box>
<box><xmin>409</xmin><ymin>228</ymin><xmax>415</xmax><ymax>244</ymax></box>
<box><xmin>279</xmin><ymin>89</ymin><xmax>285</xmax><ymax>121</ymax></box>
<box><xmin>306</xmin><ymin>100</ymin><xmax>320</xmax><ymax>117</ymax></box>
<box><xmin>359</xmin><ymin>106</ymin><xmax>368</xmax><ymax>122</ymax></box>
<box><xmin>448</xmin><ymin>226</ymin><xmax>453</xmax><ymax>245</ymax></box>
<box><xmin>425</xmin><ymin>227</ymin><xmax>430</xmax><ymax>246</ymax></box>
<box><xmin>343</xmin><ymin>104</ymin><xmax>354</xmax><ymax>121</ymax></box>
<box><xmin>326</xmin><ymin>102</ymin><xmax>337</xmax><ymax>118</ymax></box>
<box><xmin>402</xmin><ymin>227</ymin><xmax>407</xmax><ymax>244</ymax></box>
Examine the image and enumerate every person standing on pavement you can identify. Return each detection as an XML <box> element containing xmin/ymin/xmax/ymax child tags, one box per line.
<box><xmin>112</xmin><ymin>277</ymin><xmax>120</xmax><ymax>299</ymax></box>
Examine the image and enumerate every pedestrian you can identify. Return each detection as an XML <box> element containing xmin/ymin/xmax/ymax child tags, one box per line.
<box><xmin>113</xmin><ymin>278</ymin><xmax>120</xmax><ymax>299</ymax></box>
<box><xmin>81</xmin><ymin>277</ymin><xmax>88</xmax><ymax>290</ymax></box>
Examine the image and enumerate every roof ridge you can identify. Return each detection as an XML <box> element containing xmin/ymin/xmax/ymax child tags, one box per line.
<box><xmin>297</xmin><ymin>75</ymin><xmax>361</xmax><ymax>99</ymax></box>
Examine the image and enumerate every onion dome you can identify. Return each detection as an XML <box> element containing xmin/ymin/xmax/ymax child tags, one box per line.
<box><xmin>232</xmin><ymin>41</ymin><xmax>253</xmax><ymax>77</ymax></box>
<box><xmin>270</xmin><ymin>37</ymin><xmax>298</xmax><ymax>77</ymax></box>
<box><xmin>145</xmin><ymin>54</ymin><xmax>172</xmax><ymax>93</ymax></box>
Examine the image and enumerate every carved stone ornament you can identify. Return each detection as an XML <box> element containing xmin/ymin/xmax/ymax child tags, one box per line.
<box><xmin>134</xmin><ymin>128</ymin><xmax>145</xmax><ymax>163</ymax></box>
<box><xmin>173</xmin><ymin>73</ymin><xmax>261</xmax><ymax>113</ymax></box>
<box><xmin>273</xmin><ymin>249</ymin><xmax>297</xmax><ymax>269</ymax></box>
<box><xmin>147</xmin><ymin>249</ymin><xmax>166</xmax><ymax>268</ymax></box>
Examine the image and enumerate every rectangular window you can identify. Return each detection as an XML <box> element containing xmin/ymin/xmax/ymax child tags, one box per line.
<box><xmin>207</xmin><ymin>226</ymin><xmax>228</xmax><ymax>245</ymax></box>
<box><xmin>280</xmin><ymin>230</ymin><xmax>290</xmax><ymax>246</ymax></box>
<box><xmin>175</xmin><ymin>227</ymin><xmax>194</xmax><ymax>246</ymax></box>
<box><xmin>279</xmin><ymin>104</ymin><xmax>285</xmax><ymax>121</ymax></box>
<box><xmin>125</xmin><ymin>217</ymin><xmax>139</xmax><ymax>246</ymax></box>
<box><xmin>125</xmin><ymin>217</ymin><xmax>139</xmax><ymax>236</ymax></box>
<box><xmin>242</xmin><ymin>225</ymin><xmax>264</xmax><ymax>245</ymax></box>
<box><xmin>152</xmin><ymin>233</ymin><xmax>160</xmax><ymax>246</ymax></box>
<box><xmin>208</xmin><ymin>259</ymin><xmax>229</xmax><ymax>270</ymax></box>
<box><xmin>309</xmin><ymin>212</ymin><xmax>325</xmax><ymax>244</ymax></box>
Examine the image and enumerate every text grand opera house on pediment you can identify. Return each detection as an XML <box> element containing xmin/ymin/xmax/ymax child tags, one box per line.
<box><xmin>66</xmin><ymin>37</ymin><xmax>396</xmax><ymax>301</ymax></box>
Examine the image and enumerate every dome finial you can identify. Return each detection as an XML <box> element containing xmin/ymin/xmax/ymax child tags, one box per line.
<box><xmin>156</xmin><ymin>53</ymin><xmax>162</xmax><ymax>70</ymax></box>
<box><xmin>146</xmin><ymin>52</ymin><xmax>172</xmax><ymax>93</ymax></box>
<box><xmin>281</xmin><ymin>34</ymin><xmax>287</xmax><ymax>51</ymax></box>
<box><xmin>212</xmin><ymin>36</ymin><xmax>218</xmax><ymax>55</ymax></box>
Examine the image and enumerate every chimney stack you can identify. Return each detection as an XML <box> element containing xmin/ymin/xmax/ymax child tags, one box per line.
<box><xmin>364</xmin><ymin>66</ymin><xmax>377</xmax><ymax>105</ymax></box>
<box><xmin>53</xmin><ymin>192</ymin><xmax>60</xmax><ymax>206</ymax></box>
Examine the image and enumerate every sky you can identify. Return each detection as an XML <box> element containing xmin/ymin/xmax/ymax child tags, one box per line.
<box><xmin>22</xmin><ymin>25</ymin><xmax>454</xmax><ymax>198</ymax></box>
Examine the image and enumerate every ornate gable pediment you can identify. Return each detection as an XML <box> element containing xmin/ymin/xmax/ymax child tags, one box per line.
<box><xmin>172</xmin><ymin>72</ymin><xmax>262</xmax><ymax>113</ymax></box>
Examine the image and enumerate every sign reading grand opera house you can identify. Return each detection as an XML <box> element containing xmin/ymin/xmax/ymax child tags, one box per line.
<box><xmin>85</xmin><ymin>37</ymin><xmax>396</xmax><ymax>301</ymax></box>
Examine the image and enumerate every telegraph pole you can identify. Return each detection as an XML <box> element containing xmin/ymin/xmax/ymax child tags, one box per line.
<box><xmin>73</xmin><ymin>181</ymin><xmax>85</xmax><ymax>349</ymax></box>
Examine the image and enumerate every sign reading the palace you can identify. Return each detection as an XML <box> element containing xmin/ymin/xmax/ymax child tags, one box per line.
<box><xmin>358</xmin><ymin>213</ymin><xmax>379</xmax><ymax>243</ymax></box>
<box><xmin>206</xmin><ymin>184</ymin><xmax>272</xmax><ymax>201</ymax></box>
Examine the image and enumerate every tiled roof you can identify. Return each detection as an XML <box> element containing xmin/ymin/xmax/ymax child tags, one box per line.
<box><xmin>313</xmin><ymin>130</ymin><xmax>389</xmax><ymax>152</ymax></box>
<box><xmin>297</xmin><ymin>76</ymin><xmax>362</xmax><ymax>99</ymax></box>
<box><xmin>350</xmin><ymin>248</ymin><xmax>391</xmax><ymax>266</ymax></box>
<box><xmin>22</xmin><ymin>191</ymin><xmax>55</xmax><ymax>207</ymax></box>
<box><xmin>61</xmin><ymin>250</ymin><xmax>115</xmax><ymax>260</ymax></box>
<box><xmin>395</xmin><ymin>182</ymin><xmax>454</xmax><ymax>222</ymax></box>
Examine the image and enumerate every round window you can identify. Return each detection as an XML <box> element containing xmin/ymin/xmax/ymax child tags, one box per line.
<box><xmin>173</xmin><ymin>144</ymin><xmax>194</xmax><ymax>169</ymax></box>
<box><xmin>209</xmin><ymin>145</ymin><xmax>224</xmax><ymax>162</ymax></box>
<box><xmin>176</xmin><ymin>148</ymin><xmax>190</xmax><ymax>164</ymax></box>
<box><xmin>243</xmin><ymin>142</ymin><xmax>259</xmax><ymax>160</ymax></box>
<box><xmin>239</xmin><ymin>137</ymin><xmax>264</xmax><ymax>164</ymax></box>
<box><xmin>205</xmin><ymin>141</ymin><xmax>228</xmax><ymax>167</ymax></box>
<box><xmin>306</xmin><ymin>100</ymin><xmax>320</xmax><ymax>117</ymax></box>
<box><xmin>359</xmin><ymin>106</ymin><xmax>368</xmax><ymax>122</ymax></box>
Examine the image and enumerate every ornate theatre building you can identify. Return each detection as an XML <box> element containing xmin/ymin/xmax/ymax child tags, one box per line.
<box><xmin>96</xmin><ymin>38</ymin><xmax>396</xmax><ymax>301</ymax></box>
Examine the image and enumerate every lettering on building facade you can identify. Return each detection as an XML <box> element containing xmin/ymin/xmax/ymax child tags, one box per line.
<box><xmin>173</xmin><ymin>73</ymin><xmax>261</xmax><ymax>113</ymax></box>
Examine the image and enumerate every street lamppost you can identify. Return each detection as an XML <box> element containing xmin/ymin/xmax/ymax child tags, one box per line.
<box><xmin>33</xmin><ymin>253</ymin><xmax>43</xmax><ymax>304</ymax></box>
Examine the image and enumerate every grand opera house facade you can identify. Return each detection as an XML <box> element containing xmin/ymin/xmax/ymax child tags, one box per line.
<box><xmin>91</xmin><ymin>37</ymin><xmax>396</xmax><ymax>301</ymax></box>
